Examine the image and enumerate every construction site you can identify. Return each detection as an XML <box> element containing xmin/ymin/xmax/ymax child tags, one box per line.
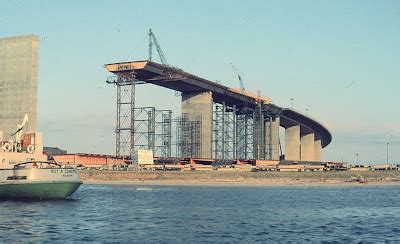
<box><xmin>91</xmin><ymin>29</ymin><xmax>333</xmax><ymax>171</ymax></box>
<box><xmin>1</xmin><ymin>32</ymin><xmax>340</xmax><ymax>172</ymax></box>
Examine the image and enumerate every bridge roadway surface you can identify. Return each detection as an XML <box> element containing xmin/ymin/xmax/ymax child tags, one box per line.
<box><xmin>105</xmin><ymin>60</ymin><xmax>332</xmax><ymax>148</ymax></box>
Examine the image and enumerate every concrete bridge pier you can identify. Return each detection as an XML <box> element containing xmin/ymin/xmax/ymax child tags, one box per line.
<box><xmin>181</xmin><ymin>91</ymin><xmax>213</xmax><ymax>159</ymax></box>
<box><xmin>314</xmin><ymin>140</ymin><xmax>322</xmax><ymax>161</ymax></box>
<box><xmin>265</xmin><ymin>116</ymin><xmax>280</xmax><ymax>160</ymax></box>
<box><xmin>300</xmin><ymin>133</ymin><xmax>315</xmax><ymax>161</ymax></box>
<box><xmin>284</xmin><ymin>125</ymin><xmax>300</xmax><ymax>160</ymax></box>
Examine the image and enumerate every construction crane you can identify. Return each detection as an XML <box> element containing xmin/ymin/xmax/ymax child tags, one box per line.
<box><xmin>230</xmin><ymin>63</ymin><xmax>245</xmax><ymax>92</ymax></box>
<box><xmin>148</xmin><ymin>29</ymin><xmax>167</xmax><ymax>65</ymax></box>
<box><xmin>229</xmin><ymin>63</ymin><xmax>273</xmax><ymax>104</ymax></box>
<box><xmin>148</xmin><ymin>29</ymin><xmax>181</xmax><ymax>96</ymax></box>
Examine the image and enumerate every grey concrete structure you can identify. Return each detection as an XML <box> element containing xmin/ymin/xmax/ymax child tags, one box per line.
<box><xmin>181</xmin><ymin>91</ymin><xmax>213</xmax><ymax>159</ymax></box>
<box><xmin>300</xmin><ymin>133</ymin><xmax>315</xmax><ymax>161</ymax></box>
<box><xmin>0</xmin><ymin>35</ymin><xmax>39</xmax><ymax>140</ymax></box>
<box><xmin>314</xmin><ymin>140</ymin><xmax>322</xmax><ymax>161</ymax></box>
<box><xmin>265</xmin><ymin>116</ymin><xmax>280</xmax><ymax>160</ymax></box>
<box><xmin>285</xmin><ymin>125</ymin><xmax>300</xmax><ymax>161</ymax></box>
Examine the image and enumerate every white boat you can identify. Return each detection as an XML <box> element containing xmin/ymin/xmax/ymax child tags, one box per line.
<box><xmin>0</xmin><ymin>114</ymin><xmax>82</xmax><ymax>199</ymax></box>
<box><xmin>0</xmin><ymin>161</ymin><xmax>82</xmax><ymax>199</ymax></box>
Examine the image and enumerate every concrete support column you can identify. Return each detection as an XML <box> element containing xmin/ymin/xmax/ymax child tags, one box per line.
<box><xmin>181</xmin><ymin>91</ymin><xmax>213</xmax><ymax>159</ymax></box>
<box><xmin>285</xmin><ymin>125</ymin><xmax>300</xmax><ymax>161</ymax></box>
<box><xmin>300</xmin><ymin>133</ymin><xmax>315</xmax><ymax>161</ymax></box>
<box><xmin>265</xmin><ymin>116</ymin><xmax>280</xmax><ymax>160</ymax></box>
<box><xmin>314</xmin><ymin>140</ymin><xmax>322</xmax><ymax>162</ymax></box>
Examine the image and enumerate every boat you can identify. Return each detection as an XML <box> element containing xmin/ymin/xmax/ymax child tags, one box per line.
<box><xmin>0</xmin><ymin>161</ymin><xmax>82</xmax><ymax>199</ymax></box>
<box><xmin>0</xmin><ymin>114</ymin><xmax>82</xmax><ymax>199</ymax></box>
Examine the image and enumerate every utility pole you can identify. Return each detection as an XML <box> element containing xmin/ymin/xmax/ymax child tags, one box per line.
<box><xmin>386</xmin><ymin>142</ymin><xmax>389</xmax><ymax>164</ymax></box>
<box><xmin>356</xmin><ymin>153</ymin><xmax>359</xmax><ymax>164</ymax></box>
<box><xmin>290</xmin><ymin>98</ymin><xmax>294</xmax><ymax>108</ymax></box>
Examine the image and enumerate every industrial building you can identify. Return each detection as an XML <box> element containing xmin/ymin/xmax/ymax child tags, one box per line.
<box><xmin>53</xmin><ymin>154</ymin><xmax>126</xmax><ymax>168</ymax></box>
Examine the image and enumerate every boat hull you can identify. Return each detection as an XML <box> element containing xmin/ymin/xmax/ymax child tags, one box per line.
<box><xmin>0</xmin><ymin>181</ymin><xmax>82</xmax><ymax>200</ymax></box>
<box><xmin>0</xmin><ymin>167</ymin><xmax>82</xmax><ymax>200</ymax></box>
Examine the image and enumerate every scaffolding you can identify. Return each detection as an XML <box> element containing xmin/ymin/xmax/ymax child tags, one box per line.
<box><xmin>212</xmin><ymin>102</ymin><xmax>237</xmax><ymax>159</ymax></box>
<box><xmin>159</xmin><ymin>110</ymin><xmax>172</xmax><ymax>157</ymax></box>
<box><xmin>134</xmin><ymin>107</ymin><xmax>154</xmax><ymax>151</ymax></box>
<box><xmin>106</xmin><ymin>74</ymin><xmax>143</xmax><ymax>157</ymax></box>
<box><xmin>133</xmin><ymin>107</ymin><xmax>172</xmax><ymax>157</ymax></box>
<box><xmin>236</xmin><ymin>107</ymin><xmax>254</xmax><ymax>160</ymax></box>
<box><xmin>224</xmin><ymin>105</ymin><xmax>237</xmax><ymax>159</ymax></box>
<box><xmin>253</xmin><ymin>103</ymin><xmax>265</xmax><ymax>160</ymax></box>
<box><xmin>106</xmin><ymin>68</ymin><xmax>267</xmax><ymax>160</ymax></box>
<box><xmin>175</xmin><ymin>114</ymin><xmax>202</xmax><ymax>158</ymax></box>
<box><xmin>212</xmin><ymin>103</ymin><xmax>225</xmax><ymax>159</ymax></box>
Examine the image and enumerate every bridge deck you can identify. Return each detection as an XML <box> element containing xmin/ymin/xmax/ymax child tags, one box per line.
<box><xmin>105</xmin><ymin>60</ymin><xmax>332</xmax><ymax>148</ymax></box>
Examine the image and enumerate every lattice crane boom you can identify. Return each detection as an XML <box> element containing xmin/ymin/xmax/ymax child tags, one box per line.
<box><xmin>230</xmin><ymin>63</ymin><xmax>245</xmax><ymax>92</ymax></box>
<box><xmin>148</xmin><ymin>29</ymin><xmax>168</xmax><ymax>65</ymax></box>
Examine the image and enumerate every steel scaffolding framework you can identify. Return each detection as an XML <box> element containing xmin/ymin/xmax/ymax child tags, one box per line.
<box><xmin>160</xmin><ymin>110</ymin><xmax>173</xmax><ymax>157</ymax></box>
<box><xmin>253</xmin><ymin>103</ymin><xmax>265</xmax><ymax>160</ymax></box>
<box><xmin>106</xmin><ymin>74</ymin><xmax>142</xmax><ymax>157</ymax></box>
<box><xmin>212</xmin><ymin>103</ymin><xmax>267</xmax><ymax>160</ymax></box>
<box><xmin>133</xmin><ymin>107</ymin><xmax>172</xmax><ymax>157</ymax></box>
<box><xmin>224</xmin><ymin>105</ymin><xmax>237</xmax><ymax>159</ymax></box>
<box><xmin>212</xmin><ymin>103</ymin><xmax>224</xmax><ymax>159</ymax></box>
<box><xmin>212</xmin><ymin>102</ymin><xmax>237</xmax><ymax>159</ymax></box>
<box><xmin>133</xmin><ymin>107</ymin><xmax>154</xmax><ymax>152</ymax></box>
<box><xmin>175</xmin><ymin>114</ymin><xmax>202</xmax><ymax>158</ymax></box>
<box><xmin>106</xmin><ymin>69</ymin><xmax>267</xmax><ymax>160</ymax></box>
<box><xmin>236</xmin><ymin>108</ymin><xmax>254</xmax><ymax>160</ymax></box>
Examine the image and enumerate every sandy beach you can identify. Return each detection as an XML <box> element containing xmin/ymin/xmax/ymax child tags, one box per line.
<box><xmin>81</xmin><ymin>170</ymin><xmax>400</xmax><ymax>186</ymax></box>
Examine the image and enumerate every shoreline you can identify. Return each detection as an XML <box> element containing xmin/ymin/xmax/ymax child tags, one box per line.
<box><xmin>80</xmin><ymin>170</ymin><xmax>400</xmax><ymax>187</ymax></box>
<box><xmin>83</xmin><ymin>179</ymin><xmax>400</xmax><ymax>187</ymax></box>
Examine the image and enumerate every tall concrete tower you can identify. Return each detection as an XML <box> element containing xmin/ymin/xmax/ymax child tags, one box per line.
<box><xmin>0</xmin><ymin>35</ymin><xmax>39</xmax><ymax>140</ymax></box>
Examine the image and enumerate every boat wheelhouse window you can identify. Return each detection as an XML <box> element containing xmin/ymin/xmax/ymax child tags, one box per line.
<box><xmin>7</xmin><ymin>176</ymin><xmax>27</xmax><ymax>180</ymax></box>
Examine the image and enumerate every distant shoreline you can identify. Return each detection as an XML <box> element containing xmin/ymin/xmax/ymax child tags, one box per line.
<box><xmin>80</xmin><ymin>170</ymin><xmax>400</xmax><ymax>187</ymax></box>
<box><xmin>83</xmin><ymin>180</ymin><xmax>400</xmax><ymax>187</ymax></box>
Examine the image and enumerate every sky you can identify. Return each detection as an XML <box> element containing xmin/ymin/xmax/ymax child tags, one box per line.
<box><xmin>1</xmin><ymin>0</ymin><xmax>400</xmax><ymax>163</ymax></box>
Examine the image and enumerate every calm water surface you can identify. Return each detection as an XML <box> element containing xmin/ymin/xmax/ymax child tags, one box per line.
<box><xmin>1</xmin><ymin>184</ymin><xmax>400</xmax><ymax>242</ymax></box>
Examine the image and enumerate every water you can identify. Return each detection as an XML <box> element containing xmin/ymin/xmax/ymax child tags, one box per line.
<box><xmin>1</xmin><ymin>184</ymin><xmax>400</xmax><ymax>242</ymax></box>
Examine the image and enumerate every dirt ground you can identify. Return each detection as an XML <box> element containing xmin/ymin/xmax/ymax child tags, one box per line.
<box><xmin>81</xmin><ymin>170</ymin><xmax>400</xmax><ymax>186</ymax></box>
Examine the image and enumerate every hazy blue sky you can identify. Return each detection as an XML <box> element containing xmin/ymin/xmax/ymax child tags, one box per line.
<box><xmin>2</xmin><ymin>0</ymin><xmax>400</xmax><ymax>163</ymax></box>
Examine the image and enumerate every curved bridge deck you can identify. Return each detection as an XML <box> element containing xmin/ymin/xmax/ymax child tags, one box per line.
<box><xmin>105</xmin><ymin>60</ymin><xmax>332</xmax><ymax>155</ymax></box>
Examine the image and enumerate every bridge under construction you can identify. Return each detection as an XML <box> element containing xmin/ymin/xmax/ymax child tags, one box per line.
<box><xmin>104</xmin><ymin>60</ymin><xmax>332</xmax><ymax>162</ymax></box>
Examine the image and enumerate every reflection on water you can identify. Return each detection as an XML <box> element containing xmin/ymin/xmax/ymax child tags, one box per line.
<box><xmin>1</xmin><ymin>185</ymin><xmax>400</xmax><ymax>242</ymax></box>
<box><xmin>135</xmin><ymin>187</ymin><xmax>153</xmax><ymax>191</ymax></box>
